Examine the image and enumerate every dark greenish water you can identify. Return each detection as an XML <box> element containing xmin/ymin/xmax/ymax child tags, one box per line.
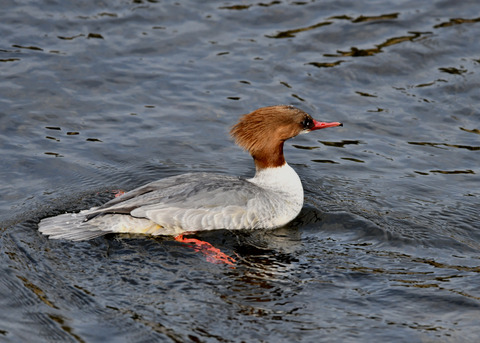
<box><xmin>1</xmin><ymin>1</ymin><xmax>479</xmax><ymax>342</ymax></box>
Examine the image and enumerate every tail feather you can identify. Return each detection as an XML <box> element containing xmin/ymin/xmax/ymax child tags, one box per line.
<box><xmin>38</xmin><ymin>210</ymin><xmax>169</xmax><ymax>241</ymax></box>
<box><xmin>38</xmin><ymin>211</ymin><xmax>108</xmax><ymax>241</ymax></box>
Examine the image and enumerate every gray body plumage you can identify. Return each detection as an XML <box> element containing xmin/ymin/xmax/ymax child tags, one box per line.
<box><xmin>38</xmin><ymin>167</ymin><xmax>304</xmax><ymax>241</ymax></box>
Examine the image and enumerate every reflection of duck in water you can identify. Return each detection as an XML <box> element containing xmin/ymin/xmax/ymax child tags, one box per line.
<box><xmin>39</xmin><ymin>105</ymin><xmax>342</xmax><ymax>244</ymax></box>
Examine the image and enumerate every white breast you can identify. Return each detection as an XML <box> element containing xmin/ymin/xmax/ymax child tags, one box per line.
<box><xmin>246</xmin><ymin>163</ymin><xmax>304</xmax><ymax>228</ymax></box>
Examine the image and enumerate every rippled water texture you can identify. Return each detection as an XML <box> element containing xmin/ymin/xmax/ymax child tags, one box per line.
<box><xmin>1</xmin><ymin>0</ymin><xmax>479</xmax><ymax>342</ymax></box>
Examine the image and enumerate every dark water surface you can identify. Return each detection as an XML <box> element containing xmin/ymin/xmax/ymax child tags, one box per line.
<box><xmin>1</xmin><ymin>0</ymin><xmax>479</xmax><ymax>342</ymax></box>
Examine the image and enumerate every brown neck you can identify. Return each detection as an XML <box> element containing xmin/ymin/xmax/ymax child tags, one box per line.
<box><xmin>252</xmin><ymin>141</ymin><xmax>286</xmax><ymax>169</ymax></box>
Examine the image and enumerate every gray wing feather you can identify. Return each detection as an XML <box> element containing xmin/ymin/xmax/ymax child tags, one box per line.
<box><xmin>86</xmin><ymin>173</ymin><xmax>268</xmax><ymax>226</ymax></box>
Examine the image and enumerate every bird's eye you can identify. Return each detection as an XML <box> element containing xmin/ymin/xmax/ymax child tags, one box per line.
<box><xmin>302</xmin><ymin>117</ymin><xmax>313</xmax><ymax>129</ymax></box>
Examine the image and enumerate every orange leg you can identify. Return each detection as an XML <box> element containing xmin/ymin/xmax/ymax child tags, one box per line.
<box><xmin>112</xmin><ymin>189</ymin><xmax>126</xmax><ymax>198</ymax></box>
<box><xmin>174</xmin><ymin>234</ymin><xmax>236</xmax><ymax>266</ymax></box>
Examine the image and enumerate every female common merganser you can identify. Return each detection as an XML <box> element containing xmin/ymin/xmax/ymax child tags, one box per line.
<box><xmin>39</xmin><ymin>105</ymin><xmax>342</xmax><ymax>241</ymax></box>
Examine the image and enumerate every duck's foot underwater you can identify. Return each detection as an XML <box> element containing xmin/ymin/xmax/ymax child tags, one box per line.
<box><xmin>174</xmin><ymin>234</ymin><xmax>236</xmax><ymax>266</ymax></box>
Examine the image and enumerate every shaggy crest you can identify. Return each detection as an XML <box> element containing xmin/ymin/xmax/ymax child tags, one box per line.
<box><xmin>230</xmin><ymin>105</ymin><xmax>312</xmax><ymax>168</ymax></box>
